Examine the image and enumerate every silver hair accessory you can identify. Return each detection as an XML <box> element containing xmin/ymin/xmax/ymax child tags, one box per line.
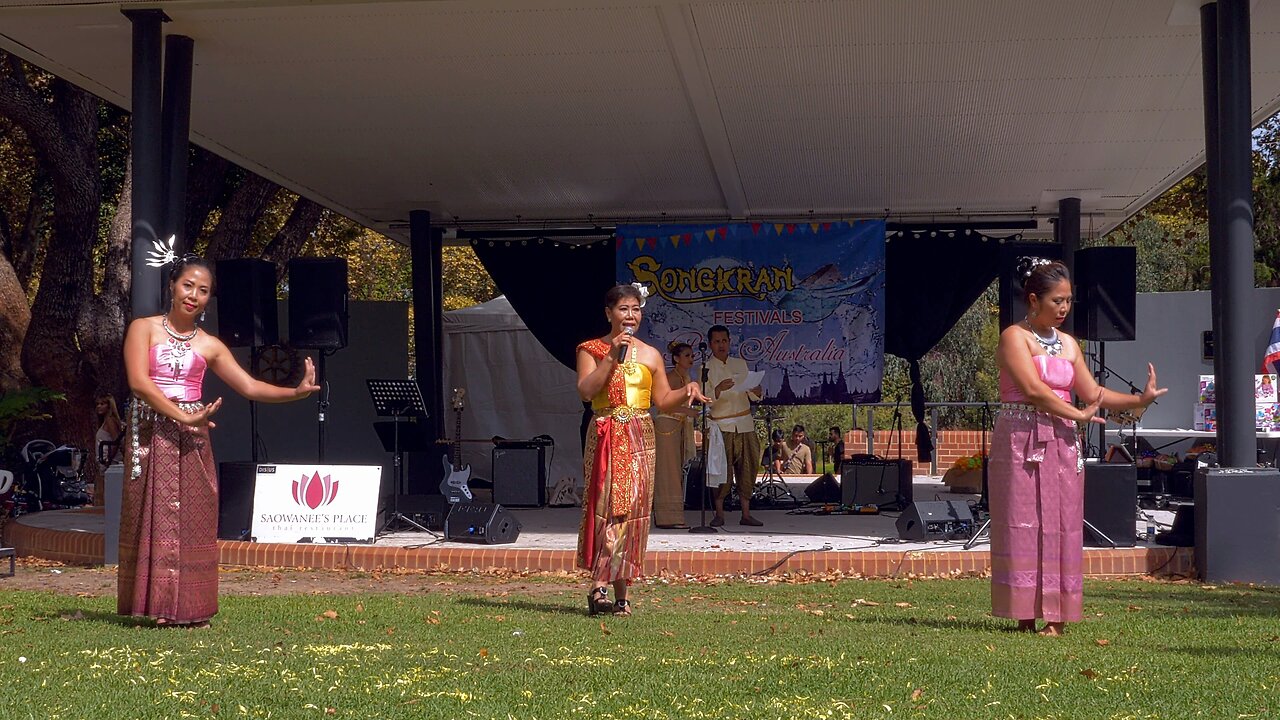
<box><xmin>631</xmin><ymin>282</ymin><xmax>650</xmax><ymax>307</ymax></box>
<box><xmin>1019</xmin><ymin>256</ymin><xmax>1052</xmax><ymax>278</ymax></box>
<box><xmin>144</xmin><ymin>235</ymin><xmax>179</xmax><ymax>268</ymax></box>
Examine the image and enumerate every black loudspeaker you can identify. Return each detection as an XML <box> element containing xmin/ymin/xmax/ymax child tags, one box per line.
<box><xmin>1073</xmin><ymin>246</ymin><xmax>1136</xmax><ymax>341</ymax></box>
<box><xmin>391</xmin><ymin>494</ymin><xmax>448</xmax><ymax>532</ymax></box>
<box><xmin>288</xmin><ymin>257</ymin><xmax>348</xmax><ymax>349</ymax></box>
<box><xmin>443</xmin><ymin>502</ymin><xmax>521</xmax><ymax>544</ymax></box>
<box><xmin>215</xmin><ymin>259</ymin><xmax>278</xmax><ymax>348</ymax></box>
<box><xmin>841</xmin><ymin>459</ymin><xmax>913</xmax><ymax>509</ymax></box>
<box><xmin>1195</xmin><ymin>468</ymin><xmax>1280</xmax><ymax>584</ymax></box>
<box><xmin>998</xmin><ymin>243</ymin><xmax>1063</xmax><ymax>329</ymax></box>
<box><xmin>896</xmin><ymin>500</ymin><xmax>975</xmax><ymax>541</ymax></box>
<box><xmin>684</xmin><ymin>460</ymin><xmax>709</xmax><ymax>510</ymax></box>
<box><xmin>1083</xmin><ymin>462</ymin><xmax>1137</xmax><ymax>547</ymax></box>
<box><xmin>1156</xmin><ymin>502</ymin><xmax>1195</xmax><ymax>547</ymax></box>
<box><xmin>492</xmin><ymin>442</ymin><xmax>546</xmax><ymax>507</ymax></box>
<box><xmin>217</xmin><ymin>462</ymin><xmax>257</xmax><ymax>541</ymax></box>
<box><xmin>804</xmin><ymin>473</ymin><xmax>841</xmax><ymax>503</ymax></box>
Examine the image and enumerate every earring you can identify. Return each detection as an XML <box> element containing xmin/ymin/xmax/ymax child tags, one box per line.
<box><xmin>199</xmin><ymin>310</ymin><xmax>206</xmax><ymax>323</ymax></box>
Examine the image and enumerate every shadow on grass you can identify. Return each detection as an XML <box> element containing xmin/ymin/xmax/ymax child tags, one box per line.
<box><xmin>52</xmin><ymin>608</ymin><xmax>159</xmax><ymax>629</ymax></box>
<box><xmin>842</xmin><ymin>613</ymin><xmax>1015</xmax><ymax>634</ymax></box>
<box><xmin>1087</xmin><ymin>583</ymin><xmax>1280</xmax><ymax>619</ymax></box>
<box><xmin>457</xmin><ymin>596</ymin><xmax>585</xmax><ymax>617</ymax></box>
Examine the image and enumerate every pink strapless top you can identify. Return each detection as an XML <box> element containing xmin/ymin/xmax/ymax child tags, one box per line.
<box><xmin>1000</xmin><ymin>355</ymin><xmax>1073</xmax><ymax>403</ymax></box>
<box><xmin>149</xmin><ymin>343</ymin><xmax>207</xmax><ymax>402</ymax></box>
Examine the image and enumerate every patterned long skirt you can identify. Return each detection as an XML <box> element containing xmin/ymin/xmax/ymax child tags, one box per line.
<box><xmin>652</xmin><ymin>415</ymin><xmax>692</xmax><ymax>526</ymax></box>
<box><xmin>576</xmin><ymin>415</ymin><xmax>655</xmax><ymax>582</ymax></box>
<box><xmin>988</xmin><ymin>407</ymin><xmax>1084</xmax><ymax>623</ymax></box>
<box><xmin>118</xmin><ymin>404</ymin><xmax>220</xmax><ymax>624</ymax></box>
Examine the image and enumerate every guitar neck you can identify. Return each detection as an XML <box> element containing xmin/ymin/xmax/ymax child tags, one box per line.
<box><xmin>453</xmin><ymin>409</ymin><xmax>463</xmax><ymax>464</ymax></box>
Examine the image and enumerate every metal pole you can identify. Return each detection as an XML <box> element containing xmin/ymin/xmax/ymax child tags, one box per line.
<box><xmin>1058</xmin><ymin>197</ymin><xmax>1081</xmax><ymax>334</ymax></box>
<box><xmin>1202</xmin><ymin>2</ymin><xmax>1228</xmax><ymax>427</ymax></box>
<box><xmin>161</xmin><ymin>35</ymin><xmax>194</xmax><ymax>256</ymax></box>
<box><xmin>125</xmin><ymin>9</ymin><xmax>167</xmax><ymax>318</ymax></box>
<box><xmin>1214</xmin><ymin>0</ymin><xmax>1259</xmax><ymax>467</ymax></box>
<box><xmin>410</xmin><ymin>210</ymin><xmax>444</xmax><ymax>494</ymax></box>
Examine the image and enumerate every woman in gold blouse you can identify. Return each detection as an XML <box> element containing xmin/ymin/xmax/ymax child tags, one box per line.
<box><xmin>575</xmin><ymin>284</ymin><xmax>707</xmax><ymax>616</ymax></box>
<box><xmin>653</xmin><ymin>341</ymin><xmax>697</xmax><ymax>528</ymax></box>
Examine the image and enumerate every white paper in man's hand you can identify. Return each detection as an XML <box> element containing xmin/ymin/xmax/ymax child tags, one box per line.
<box><xmin>736</xmin><ymin>370</ymin><xmax>766</xmax><ymax>391</ymax></box>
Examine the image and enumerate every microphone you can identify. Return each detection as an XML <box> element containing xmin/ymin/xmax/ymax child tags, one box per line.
<box><xmin>698</xmin><ymin>342</ymin><xmax>707</xmax><ymax>352</ymax></box>
<box><xmin>617</xmin><ymin>327</ymin><xmax>635</xmax><ymax>362</ymax></box>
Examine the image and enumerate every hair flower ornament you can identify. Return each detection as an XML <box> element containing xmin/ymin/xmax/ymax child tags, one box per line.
<box><xmin>1016</xmin><ymin>256</ymin><xmax>1052</xmax><ymax>278</ymax></box>
<box><xmin>145</xmin><ymin>235</ymin><xmax>179</xmax><ymax>268</ymax></box>
<box><xmin>631</xmin><ymin>282</ymin><xmax>650</xmax><ymax>307</ymax></box>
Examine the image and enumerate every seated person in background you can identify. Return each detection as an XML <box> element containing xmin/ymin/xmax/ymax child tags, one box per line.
<box><xmin>783</xmin><ymin>425</ymin><xmax>813</xmax><ymax>474</ymax></box>
<box><xmin>828</xmin><ymin>426</ymin><xmax>845</xmax><ymax>475</ymax></box>
<box><xmin>761</xmin><ymin>428</ymin><xmax>791</xmax><ymax>475</ymax></box>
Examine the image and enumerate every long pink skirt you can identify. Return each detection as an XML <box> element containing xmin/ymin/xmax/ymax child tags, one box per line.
<box><xmin>988</xmin><ymin>407</ymin><xmax>1084</xmax><ymax>623</ymax></box>
<box><xmin>118</xmin><ymin>407</ymin><xmax>220</xmax><ymax>624</ymax></box>
<box><xmin>576</xmin><ymin>415</ymin><xmax>655</xmax><ymax>583</ymax></box>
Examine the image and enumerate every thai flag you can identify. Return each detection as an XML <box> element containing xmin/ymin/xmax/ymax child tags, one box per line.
<box><xmin>1264</xmin><ymin>310</ymin><xmax>1280</xmax><ymax>375</ymax></box>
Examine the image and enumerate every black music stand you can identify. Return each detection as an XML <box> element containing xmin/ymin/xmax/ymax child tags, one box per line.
<box><xmin>689</xmin><ymin>344</ymin><xmax>717</xmax><ymax>534</ymax></box>
<box><xmin>367</xmin><ymin>379</ymin><xmax>434</xmax><ymax>535</ymax></box>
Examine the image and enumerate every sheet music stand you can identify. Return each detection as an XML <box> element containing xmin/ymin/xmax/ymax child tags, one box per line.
<box><xmin>367</xmin><ymin>379</ymin><xmax>433</xmax><ymax>535</ymax></box>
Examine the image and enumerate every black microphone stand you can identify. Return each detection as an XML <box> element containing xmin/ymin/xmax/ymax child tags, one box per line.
<box><xmin>689</xmin><ymin>343</ymin><xmax>717</xmax><ymax>534</ymax></box>
<box><xmin>1085</xmin><ymin>349</ymin><xmax>1151</xmax><ymax>461</ymax></box>
<box><xmin>964</xmin><ymin>401</ymin><xmax>993</xmax><ymax>549</ymax></box>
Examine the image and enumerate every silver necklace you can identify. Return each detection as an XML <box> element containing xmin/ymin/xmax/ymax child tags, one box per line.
<box><xmin>162</xmin><ymin>316</ymin><xmax>197</xmax><ymax>373</ymax></box>
<box><xmin>1026</xmin><ymin>321</ymin><xmax>1062</xmax><ymax>357</ymax></box>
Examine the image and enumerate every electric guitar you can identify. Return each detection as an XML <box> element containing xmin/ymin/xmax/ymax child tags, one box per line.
<box><xmin>439</xmin><ymin>388</ymin><xmax>473</xmax><ymax>503</ymax></box>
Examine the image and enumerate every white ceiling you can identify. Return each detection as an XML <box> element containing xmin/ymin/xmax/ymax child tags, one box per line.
<box><xmin>1</xmin><ymin>0</ymin><xmax>1278</xmax><ymax>240</ymax></box>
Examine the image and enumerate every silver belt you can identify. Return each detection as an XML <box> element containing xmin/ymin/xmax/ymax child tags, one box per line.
<box><xmin>128</xmin><ymin>396</ymin><xmax>204</xmax><ymax>479</ymax></box>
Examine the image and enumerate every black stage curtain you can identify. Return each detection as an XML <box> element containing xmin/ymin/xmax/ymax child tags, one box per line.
<box><xmin>474</xmin><ymin>232</ymin><xmax>1007</xmax><ymax>460</ymax></box>
<box><xmin>885</xmin><ymin>232</ymin><xmax>1004</xmax><ymax>459</ymax></box>
<box><xmin>471</xmin><ymin>238</ymin><xmax>615</xmax><ymax>368</ymax></box>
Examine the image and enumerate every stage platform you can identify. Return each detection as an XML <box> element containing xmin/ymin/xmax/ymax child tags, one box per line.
<box><xmin>2</xmin><ymin>478</ymin><xmax>1193</xmax><ymax>578</ymax></box>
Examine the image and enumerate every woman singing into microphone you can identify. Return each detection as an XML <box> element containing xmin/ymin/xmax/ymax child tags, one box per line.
<box><xmin>575</xmin><ymin>283</ymin><xmax>708</xmax><ymax>616</ymax></box>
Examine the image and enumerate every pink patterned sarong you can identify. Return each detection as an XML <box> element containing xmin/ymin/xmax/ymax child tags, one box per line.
<box><xmin>989</xmin><ymin>355</ymin><xmax>1083</xmax><ymax>623</ymax></box>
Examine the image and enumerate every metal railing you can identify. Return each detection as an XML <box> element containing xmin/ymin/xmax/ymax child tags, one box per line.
<box><xmin>849</xmin><ymin>401</ymin><xmax>995</xmax><ymax>476</ymax></box>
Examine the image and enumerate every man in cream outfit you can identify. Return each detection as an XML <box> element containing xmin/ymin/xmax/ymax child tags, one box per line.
<box><xmin>704</xmin><ymin>325</ymin><xmax>764</xmax><ymax>526</ymax></box>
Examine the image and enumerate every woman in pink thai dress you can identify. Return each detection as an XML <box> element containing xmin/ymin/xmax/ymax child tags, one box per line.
<box><xmin>120</xmin><ymin>255</ymin><xmax>318</xmax><ymax>627</ymax></box>
<box><xmin>990</xmin><ymin>258</ymin><xmax>1165</xmax><ymax>636</ymax></box>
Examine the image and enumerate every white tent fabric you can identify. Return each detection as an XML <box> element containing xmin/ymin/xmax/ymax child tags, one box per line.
<box><xmin>443</xmin><ymin>296</ymin><xmax>584</xmax><ymax>494</ymax></box>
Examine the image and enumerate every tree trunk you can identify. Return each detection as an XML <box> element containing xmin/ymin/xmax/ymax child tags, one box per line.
<box><xmin>202</xmin><ymin>172</ymin><xmax>278</xmax><ymax>260</ymax></box>
<box><xmin>83</xmin><ymin>153</ymin><xmax>131</xmax><ymax>402</ymax></box>
<box><xmin>184</xmin><ymin>146</ymin><xmax>229</xmax><ymax>246</ymax></box>
<box><xmin>0</xmin><ymin>251</ymin><xmax>29</xmax><ymax>392</ymax></box>
<box><xmin>10</xmin><ymin>168</ymin><xmax>47</xmax><ymax>293</ymax></box>
<box><xmin>262</xmin><ymin>197</ymin><xmax>324</xmax><ymax>281</ymax></box>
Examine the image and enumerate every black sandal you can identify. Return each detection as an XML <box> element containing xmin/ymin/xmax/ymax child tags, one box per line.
<box><xmin>613</xmin><ymin>599</ymin><xmax>632</xmax><ymax>616</ymax></box>
<box><xmin>587</xmin><ymin>587</ymin><xmax>610</xmax><ymax>616</ymax></box>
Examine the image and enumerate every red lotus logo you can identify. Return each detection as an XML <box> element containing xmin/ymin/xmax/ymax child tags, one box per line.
<box><xmin>292</xmin><ymin>471</ymin><xmax>339</xmax><ymax>509</ymax></box>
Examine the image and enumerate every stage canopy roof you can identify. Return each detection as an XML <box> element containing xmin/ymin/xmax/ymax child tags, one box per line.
<box><xmin>2</xmin><ymin>0</ymin><xmax>1279</xmax><ymax>240</ymax></box>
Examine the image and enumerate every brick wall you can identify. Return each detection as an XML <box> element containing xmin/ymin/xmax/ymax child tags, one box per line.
<box><xmin>839</xmin><ymin>429</ymin><xmax>991</xmax><ymax>476</ymax></box>
<box><xmin>693</xmin><ymin>428</ymin><xmax>993</xmax><ymax>476</ymax></box>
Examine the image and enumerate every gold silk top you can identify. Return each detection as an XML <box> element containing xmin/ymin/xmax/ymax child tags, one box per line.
<box><xmin>578</xmin><ymin>338</ymin><xmax>652</xmax><ymax>414</ymax></box>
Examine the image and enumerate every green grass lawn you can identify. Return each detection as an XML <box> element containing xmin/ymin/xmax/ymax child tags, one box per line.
<box><xmin>1</xmin><ymin>576</ymin><xmax>1278</xmax><ymax>719</ymax></box>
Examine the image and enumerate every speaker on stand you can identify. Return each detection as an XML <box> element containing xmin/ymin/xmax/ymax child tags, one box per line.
<box><xmin>1074</xmin><ymin>246</ymin><xmax>1137</xmax><ymax>461</ymax></box>
<box><xmin>216</xmin><ymin>259</ymin><xmax>278</xmax><ymax>463</ymax></box>
<box><xmin>288</xmin><ymin>257</ymin><xmax>349</xmax><ymax>463</ymax></box>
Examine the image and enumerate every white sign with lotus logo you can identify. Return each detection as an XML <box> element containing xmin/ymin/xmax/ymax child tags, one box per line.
<box><xmin>250</xmin><ymin>464</ymin><xmax>382</xmax><ymax>544</ymax></box>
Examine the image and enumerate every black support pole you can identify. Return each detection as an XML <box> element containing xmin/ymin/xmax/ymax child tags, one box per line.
<box><xmin>161</xmin><ymin>34</ymin><xmax>194</xmax><ymax>256</ymax></box>
<box><xmin>1057</xmin><ymin>197</ymin><xmax>1081</xmax><ymax>333</ymax></box>
<box><xmin>125</xmin><ymin>9</ymin><xmax>168</xmax><ymax>319</ymax></box>
<box><xmin>1202</xmin><ymin>2</ymin><xmax>1229</xmax><ymax>430</ymax></box>
<box><xmin>1213</xmin><ymin>0</ymin><xmax>1258</xmax><ymax>467</ymax></box>
<box><xmin>410</xmin><ymin>210</ymin><xmax>445</xmax><ymax>494</ymax></box>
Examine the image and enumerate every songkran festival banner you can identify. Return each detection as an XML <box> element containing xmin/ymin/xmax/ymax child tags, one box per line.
<box><xmin>616</xmin><ymin>220</ymin><xmax>885</xmax><ymax>404</ymax></box>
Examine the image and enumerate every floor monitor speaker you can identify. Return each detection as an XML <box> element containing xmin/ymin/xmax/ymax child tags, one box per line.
<box><xmin>443</xmin><ymin>502</ymin><xmax>521</xmax><ymax>544</ymax></box>
<box><xmin>896</xmin><ymin>500</ymin><xmax>974</xmax><ymax>541</ymax></box>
